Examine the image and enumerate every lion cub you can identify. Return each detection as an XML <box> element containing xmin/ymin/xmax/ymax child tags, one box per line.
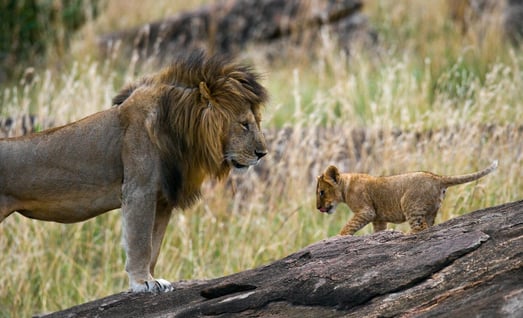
<box><xmin>316</xmin><ymin>161</ymin><xmax>498</xmax><ymax>235</ymax></box>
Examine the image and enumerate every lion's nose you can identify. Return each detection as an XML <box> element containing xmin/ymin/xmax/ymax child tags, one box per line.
<box><xmin>255</xmin><ymin>149</ymin><xmax>267</xmax><ymax>159</ymax></box>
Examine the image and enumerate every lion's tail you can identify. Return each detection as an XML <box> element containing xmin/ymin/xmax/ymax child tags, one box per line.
<box><xmin>440</xmin><ymin>160</ymin><xmax>498</xmax><ymax>187</ymax></box>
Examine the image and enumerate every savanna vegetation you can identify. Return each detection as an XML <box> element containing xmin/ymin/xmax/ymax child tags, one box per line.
<box><xmin>0</xmin><ymin>1</ymin><xmax>522</xmax><ymax>316</ymax></box>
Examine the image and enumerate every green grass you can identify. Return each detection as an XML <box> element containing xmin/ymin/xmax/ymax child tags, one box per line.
<box><xmin>1</xmin><ymin>1</ymin><xmax>523</xmax><ymax>316</ymax></box>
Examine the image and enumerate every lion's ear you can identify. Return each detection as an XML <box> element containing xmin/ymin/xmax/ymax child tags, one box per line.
<box><xmin>324</xmin><ymin>165</ymin><xmax>340</xmax><ymax>184</ymax></box>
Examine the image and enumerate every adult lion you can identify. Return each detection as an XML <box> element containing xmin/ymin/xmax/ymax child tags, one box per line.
<box><xmin>0</xmin><ymin>52</ymin><xmax>268</xmax><ymax>292</ymax></box>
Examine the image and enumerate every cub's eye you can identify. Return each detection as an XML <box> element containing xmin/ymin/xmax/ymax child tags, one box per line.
<box><xmin>240</xmin><ymin>122</ymin><xmax>250</xmax><ymax>131</ymax></box>
<box><xmin>319</xmin><ymin>190</ymin><xmax>324</xmax><ymax>197</ymax></box>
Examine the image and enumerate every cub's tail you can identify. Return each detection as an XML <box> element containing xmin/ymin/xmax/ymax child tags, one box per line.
<box><xmin>440</xmin><ymin>160</ymin><xmax>498</xmax><ymax>187</ymax></box>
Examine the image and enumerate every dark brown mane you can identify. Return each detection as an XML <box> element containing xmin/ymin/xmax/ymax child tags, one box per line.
<box><xmin>113</xmin><ymin>52</ymin><xmax>267</xmax><ymax>109</ymax></box>
<box><xmin>113</xmin><ymin>51</ymin><xmax>268</xmax><ymax>207</ymax></box>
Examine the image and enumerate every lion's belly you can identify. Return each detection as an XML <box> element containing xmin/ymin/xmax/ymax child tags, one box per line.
<box><xmin>16</xmin><ymin>184</ymin><xmax>122</xmax><ymax>223</ymax></box>
<box><xmin>0</xmin><ymin>109</ymin><xmax>125</xmax><ymax>223</ymax></box>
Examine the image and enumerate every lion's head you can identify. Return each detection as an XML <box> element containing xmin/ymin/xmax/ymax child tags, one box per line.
<box><xmin>316</xmin><ymin>165</ymin><xmax>343</xmax><ymax>214</ymax></box>
<box><xmin>113</xmin><ymin>51</ymin><xmax>268</xmax><ymax>207</ymax></box>
<box><xmin>221</xmin><ymin>98</ymin><xmax>267</xmax><ymax>172</ymax></box>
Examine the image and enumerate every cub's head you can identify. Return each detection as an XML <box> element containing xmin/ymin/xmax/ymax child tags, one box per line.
<box><xmin>316</xmin><ymin>165</ymin><xmax>343</xmax><ymax>214</ymax></box>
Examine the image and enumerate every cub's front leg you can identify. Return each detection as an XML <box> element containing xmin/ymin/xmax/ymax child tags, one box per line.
<box><xmin>339</xmin><ymin>208</ymin><xmax>376</xmax><ymax>235</ymax></box>
<box><xmin>372</xmin><ymin>221</ymin><xmax>387</xmax><ymax>233</ymax></box>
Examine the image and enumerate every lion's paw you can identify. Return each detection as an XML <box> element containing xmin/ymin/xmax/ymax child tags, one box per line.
<box><xmin>131</xmin><ymin>278</ymin><xmax>174</xmax><ymax>293</ymax></box>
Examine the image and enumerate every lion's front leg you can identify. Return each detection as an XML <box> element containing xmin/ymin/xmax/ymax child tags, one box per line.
<box><xmin>150</xmin><ymin>199</ymin><xmax>174</xmax><ymax>276</ymax></box>
<box><xmin>121</xmin><ymin>190</ymin><xmax>174</xmax><ymax>293</ymax></box>
<box><xmin>120</xmin><ymin>121</ymin><xmax>174</xmax><ymax>293</ymax></box>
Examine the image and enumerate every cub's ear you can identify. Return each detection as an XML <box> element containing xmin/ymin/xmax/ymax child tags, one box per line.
<box><xmin>324</xmin><ymin>165</ymin><xmax>340</xmax><ymax>184</ymax></box>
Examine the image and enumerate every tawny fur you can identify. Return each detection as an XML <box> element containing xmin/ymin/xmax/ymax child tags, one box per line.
<box><xmin>0</xmin><ymin>51</ymin><xmax>268</xmax><ymax>292</ymax></box>
<box><xmin>316</xmin><ymin>161</ymin><xmax>498</xmax><ymax>235</ymax></box>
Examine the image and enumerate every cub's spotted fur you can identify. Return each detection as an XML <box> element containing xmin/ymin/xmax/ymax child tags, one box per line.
<box><xmin>316</xmin><ymin>161</ymin><xmax>498</xmax><ymax>235</ymax></box>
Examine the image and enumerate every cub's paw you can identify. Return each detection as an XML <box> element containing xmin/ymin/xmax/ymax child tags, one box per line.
<box><xmin>131</xmin><ymin>278</ymin><xmax>174</xmax><ymax>293</ymax></box>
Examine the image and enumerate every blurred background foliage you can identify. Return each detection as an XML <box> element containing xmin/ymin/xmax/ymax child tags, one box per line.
<box><xmin>0</xmin><ymin>0</ymin><xmax>101</xmax><ymax>83</ymax></box>
<box><xmin>0</xmin><ymin>1</ymin><xmax>522</xmax><ymax>317</ymax></box>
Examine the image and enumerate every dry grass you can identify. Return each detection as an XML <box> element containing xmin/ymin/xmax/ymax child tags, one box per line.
<box><xmin>1</xmin><ymin>0</ymin><xmax>522</xmax><ymax>316</ymax></box>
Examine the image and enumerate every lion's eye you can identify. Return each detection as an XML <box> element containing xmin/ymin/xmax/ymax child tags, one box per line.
<box><xmin>319</xmin><ymin>190</ymin><xmax>324</xmax><ymax>197</ymax></box>
<box><xmin>240</xmin><ymin>122</ymin><xmax>250</xmax><ymax>131</ymax></box>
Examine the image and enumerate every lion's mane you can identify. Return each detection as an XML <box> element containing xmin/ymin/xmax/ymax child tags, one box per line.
<box><xmin>113</xmin><ymin>52</ymin><xmax>268</xmax><ymax>208</ymax></box>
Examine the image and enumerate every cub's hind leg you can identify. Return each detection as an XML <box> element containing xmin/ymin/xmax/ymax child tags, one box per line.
<box><xmin>340</xmin><ymin>208</ymin><xmax>376</xmax><ymax>235</ymax></box>
<box><xmin>425</xmin><ymin>208</ymin><xmax>439</xmax><ymax>227</ymax></box>
<box><xmin>372</xmin><ymin>221</ymin><xmax>387</xmax><ymax>233</ymax></box>
<box><xmin>424</xmin><ymin>188</ymin><xmax>444</xmax><ymax>228</ymax></box>
<box><xmin>406</xmin><ymin>209</ymin><xmax>429</xmax><ymax>234</ymax></box>
<box><xmin>402</xmin><ymin>194</ymin><xmax>431</xmax><ymax>234</ymax></box>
